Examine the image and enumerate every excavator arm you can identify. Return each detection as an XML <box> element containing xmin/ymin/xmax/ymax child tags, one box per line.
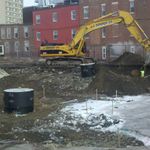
<box><xmin>40</xmin><ymin>10</ymin><xmax>150</xmax><ymax>65</ymax></box>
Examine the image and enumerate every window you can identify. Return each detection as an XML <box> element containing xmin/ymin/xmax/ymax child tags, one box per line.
<box><xmin>101</xmin><ymin>3</ymin><xmax>106</xmax><ymax>16</ymax></box>
<box><xmin>1</xmin><ymin>28</ymin><xmax>6</xmax><ymax>39</ymax></box>
<box><xmin>7</xmin><ymin>27</ymin><xmax>11</xmax><ymax>39</ymax></box>
<box><xmin>71</xmin><ymin>28</ymin><xmax>76</xmax><ymax>39</ymax></box>
<box><xmin>14</xmin><ymin>41</ymin><xmax>19</xmax><ymax>52</ymax></box>
<box><xmin>4</xmin><ymin>42</ymin><xmax>10</xmax><ymax>53</ymax></box>
<box><xmin>129</xmin><ymin>0</ymin><xmax>135</xmax><ymax>14</ymax></box>
<box><xmin>53</xmin><ymin>30</ymin><xmax>58</xmax><ymax>40</ymax></box>
<box><xmin>14</xmin><ymin>27</ymin><xmax>19</xmax><ymax>38</ymax></box>
<box><xmin>71</xmin><ymin>10</ymin><xmax>77</xmax><ymax>20</ymax></box>
<box><xmin>112</xmin><ymin>2</ymin><xmax>118</xmax><ymax>12</ymax></box>
<box><xmin>0</xmin><ymin>45</ymin><xmax>4</xmax><ymax>56</ymax></box>
<box><xmin>24</xmin><ymin>26</ymin><xmax>29</xmax><ymax>38</ymax></box>
<box><xmin>24</xmin><ymin>41</ymin><xmax>30</xmax><ymax>51</ymax></box>
<box><xmin>83</xmin><ymin>6</ymin><xmax>89</xmax><ymax>19</ymax></box>
<box><xmin>36</xmin><ymin>32</ymin><xmax>41</xmax><ymax>41</ymax></box>
<box><xmin>130</xmin><ymin>45</ymin><xmax>135</xmax><ymax>53</ymax></box>
<box><xmin>101</xmin><ymin>28</ymin><xmax>106</xmax><ymax>38</ymax></box>
<box><xmin>52</xmin><ymin>12</ymin><xmax>58</xmax><ymax>22</ymax></box>
<box><xmin>102</xmin><ymin>46</ymin><xmax>107</xmax><ymax>60</ymax></box>
<box><xmin>36</xmin><ymin>15</ymin><xmax>40</xmax><ymax>24</ymax></box>
<box><xmin>112</xmin><ymin>24</ymin><xmax>119</xmax><ymax>37</ymax></box>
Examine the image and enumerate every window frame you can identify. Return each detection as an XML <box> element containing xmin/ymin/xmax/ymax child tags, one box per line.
<box><xmin>83</xmin><ymin>6</ymin><xmax>89</xmax><ymax>19</ymax></box>
<box><xmin>14</xmin><ymin>41</ymin><xmax>20</xmax><ymax>52</ymax></box>
<box><xmin>7</xmin><ymin>27</ymin><xmax>11</xmax><ymax>39</ymax></box>
<box><xmin>101</xmin><ymin>28</ymin><xmax>106</xmax><ymax>38</ymax></box>
<box><xmin>24</xmin><ymin>40</ymin><xmax>30</xmax><ymax>52</ymax></box>
<box><xmin>1</xmin><ymin>28</ymin><xmax>6</xmax><ymax>39</ymax></box>
<box><xmin>24</xmin><ymin>26</ymin><xmax>29</xmax><ymax>38</ymax></box>
<box><xmin>14</xmin><ymin>27</ymin><xmax>19</xmax><ymax>39</ymax></box>
<box><xmin>71</xmin><ymin>28</ymin><xmax>76</xmax><ymax>39</ymax></box>
<box><xmin>71</xmin><ymin>10</ymin><xmax>77</xmax><ymax>20</ymax></box>
<box><xmin>36</xmin><ymin>15</ymin><xmax>41</xmax><ymax>24</ymax></box>
<box><xmin>101</xmin><ymin>3</ymin><xmax>106</xmax><ymax>16</ymax></box>
<box><xmin>52</xmin><ymin>12</ymin><xmax>58</xmax><ymax>23</ymax></box>
<box><xmin>53</xmin><ymin>30</ymin><xmax>58</xmax><ymax>40</ymax></box>
<box><xmin>102</xmin><ymin>46</ymin><xmax>107</xmax><ymax>60</ymax></box>
<box><xmin>0</xmin><ymin>45</ymin><xmax>5</xmax><ymax>56</ymax></box>
<box><xmin>36</xmin><ymin>32</ymin><xmax>41</xmax><ymax>41</ymax></box>
<box><xmin>129</xmin><ymin>0</ymin><xmax>135</xmax><ymax>14</ymax></box>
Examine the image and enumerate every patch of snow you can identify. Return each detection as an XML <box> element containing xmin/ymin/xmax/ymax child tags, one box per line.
<box><xmin>25</xmin><ymin>94</ymin><xmax>150</xmax><ymax>146</ymax></box>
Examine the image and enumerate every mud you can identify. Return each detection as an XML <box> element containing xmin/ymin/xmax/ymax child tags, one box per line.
<box><xmin>0</xmin><ymin>54</ymin><xmax>150</xmax><ymax>149</ymax></box>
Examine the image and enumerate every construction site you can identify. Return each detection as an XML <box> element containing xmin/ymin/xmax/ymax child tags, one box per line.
<box><xmin>0</xmin><ymin>0</ymin><xmax>150</xmax><ymax>149</ymax></box>
<box><xmin>0</xmin><ymin>50</ymin><xmax>150</xmax><ymax>150</ymax></box>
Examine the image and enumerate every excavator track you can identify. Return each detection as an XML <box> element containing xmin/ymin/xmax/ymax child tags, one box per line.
<box><xmin>45</xmin><ymin>57</ymin><xmax>95</xmax><ymax>67</ymax></box>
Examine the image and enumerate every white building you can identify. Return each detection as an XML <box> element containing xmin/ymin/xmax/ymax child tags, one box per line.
<box><xmin>0</xmin><ymin>0</ymin><xmax>23</xmax><ymax>24</ymax></box>
<box><xmin>35</xmin><ymin>0</ymin><xmax>51</xmax><ymax>7</ymax></box>
<box><xmin>35</xmin><ymin>0</ymin><xmax>64</xmax><ymax>7</ymax></box>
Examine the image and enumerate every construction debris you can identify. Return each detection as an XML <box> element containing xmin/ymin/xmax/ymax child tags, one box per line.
<box><xmin>0</xmin><ymin>68</ymin><xmax>9</xmax><ymax>79</ymax></box>
<box><xmin>111</xmin><ymin>52</ymin><xmax>144</xmax><ymax>66</ymax></box>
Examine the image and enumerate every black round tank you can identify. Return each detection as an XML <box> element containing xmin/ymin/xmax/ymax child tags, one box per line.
<box><xmin>80</xmin><ymin>63</ymin><xmax>96</xmax><ymax>77</ymax></box>
<box><xmin>3</xmin><ymin>88</ymin><xmax>34</xmax><ymax>114</ymax></box>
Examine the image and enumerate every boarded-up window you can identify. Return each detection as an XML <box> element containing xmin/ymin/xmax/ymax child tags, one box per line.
<box><xmin>14</xmin><ymin>41</ymin><xmax>20</xmax><ymax>52</ymax></box>
<box><xmin>52</xmin><ymin>12</ymin><xmax>58</xmax><ymax>22</ymax></box>
<box><xmin>101</xmin><ymin>28</ymin><xmax>106</xmax><ymax>38</ymax></box>
<box><xmin>112</xmin><ymin>24</ymin><xmax>119</xmax><ymax>37</ymax></box>
<box><xmin>112</xmin><ymin>2</ymin><xmax>118</xmax><ymax>12</ymax></box>
<box><xmin>101</xmin><ymin>3</ymin><xmax>106</xmax><ymax>16</ymax></box>
<box><xmin>4</xmin><ymin>42</ymin><xmax>10</xmax><ymax>53</ymax></box>
<box><xmin>1</xmin><ymin>28</ymin><xmax>6</xmax><ymax>39</ymax></box>
<box><xmin>7</xmin><ymin>27</ymin><xmax>11</xmax><ymax>39</ymax></box>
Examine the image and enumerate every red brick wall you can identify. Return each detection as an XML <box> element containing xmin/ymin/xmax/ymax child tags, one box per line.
<box><xmin>33</xmin><ymin>5</ymin><xmax>80</xmax><ymax>49</ymax></box>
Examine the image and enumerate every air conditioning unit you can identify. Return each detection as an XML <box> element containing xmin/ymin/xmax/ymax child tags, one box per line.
<box><xmin>0</xmin><ymin>45</ymin><xmax>5</xmax><ymax>56</ymax></box>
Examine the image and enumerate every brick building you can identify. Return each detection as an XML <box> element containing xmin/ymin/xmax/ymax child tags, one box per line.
<box><xmin>33</xmin><ymin>4</ymin><xmax>80</xmax><ymax>48</ymax></box>
<box><xmin>0</xmin><ymin>24</ymin><xmax>37</xmax><ymax>58</ymax></box>
<box><xmin>80</xmin><ymin>0</ymin><xmax>150</xmax><ymax>62</ymax></box>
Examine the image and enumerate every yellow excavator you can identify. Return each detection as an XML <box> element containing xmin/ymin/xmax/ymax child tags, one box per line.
<box><xmin>40</xmin><ymin>10</ymin><xmax>150</xmax><ymax>66</ymax></box>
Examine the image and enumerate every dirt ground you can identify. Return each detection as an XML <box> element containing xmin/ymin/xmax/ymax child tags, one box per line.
<box><xmin>0</xmin><ymin>53</ymin><xmax>150</xmax><ymax>149</ymax></box>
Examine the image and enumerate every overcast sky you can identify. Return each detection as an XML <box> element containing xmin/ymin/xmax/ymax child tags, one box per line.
<box><xmin>23</xmin><ymin>0</ymin><xmax>64</xmax><ymax>7</ymax></box>
<box><xmin>23</xmin><ymin>0</ymin><xmax>37</xmax><ymax>7</ymax></box>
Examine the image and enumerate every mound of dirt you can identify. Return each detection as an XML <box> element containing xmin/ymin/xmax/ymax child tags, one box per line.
<box><xmin>87</xmin><ymin>66</ymin><xmax>150</xmax><ymax>96</ymax></box>
<box><xmin>111</xmin><ymin>52</ymin><xmax>144</xmax><ymax>66</ymax></box>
